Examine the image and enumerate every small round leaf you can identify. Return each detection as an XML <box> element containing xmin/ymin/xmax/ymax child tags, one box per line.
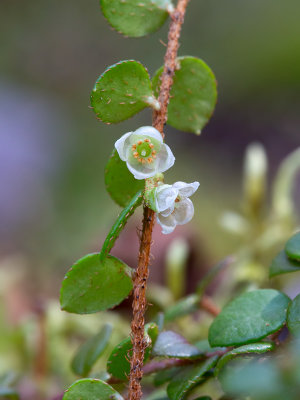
<box><xmin>208</xmin><ymin>289</ymin><xmax>290</xmax><ymax>347</ymax></box>
<box><xmin>100</xmin><ymin>0</ymin><xmax>172</xmax><ymax>38</ymax></box>
<box><xmin>153</xmin><ymin>56</ymin><xmax>217</xmax><ymax>134</ymax></box>
<box><xmin>60</xmin><ymin>254</ymin><xmax>133</xmax><ymax>314</ymax></box>
<box><xmin>63</xmin><ymin>378</ymin><xmax>123</xmax><ymax>400</ymax></box>
<box><xmin>91</xmin><ymin>60</ymin><xmax>154</xmax><ymax>123</ymax></box>
<box><xmin>105</xmin><ymin>149</ymin><xmax>145</xmax><ymax>207</ymax></box>
<box><xmin>285</xmin><ymin>232</ymin><xmax>300</xmax><ymax>261</ymax></box>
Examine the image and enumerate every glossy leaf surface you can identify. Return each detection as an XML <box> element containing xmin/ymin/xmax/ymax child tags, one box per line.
<box><xmin>60</xmin><ymin>254</ymin><xmax>133</xmax><ymax>314</ymax></box>
<box><xmin>100</xmin><ymin>0</ymin><xmax>171</xmax><ymax>37</ymax></box>
<box><xmin>105</xmin><ymin>149</ymin><xmax>145</xmax><ymax>207</ymax></box>
<box><xmin>63</xmin><ymin>378</ymin><xmax>123</xmax><ymax>400</ymax></box>
<box><xmin>153</xmin><ymin>57</ymin><xmax>217</xmax><ymax>134</ymax></box>
<box><xmin>208</xmin><ymin>289</ymin><xmax>290</xmax><ymax>347</ymax></box>
<box><xmin>269</xmin><ymin>250</ymin><xmax>300</xmax><ymax>278</ymax></box>
<box><xmin>71</xmin><ymin>324</ymin><xmax>112</xmax><ymax>376</ymax></box>
<box><xmin>153</xmin><ymin>330</ymin><xmax>201</xmax><ymax>359</ymax></box>
<box><xmin>91</xmin><ymin>60</ymin><xmax>153</xmax><ymax>123</ymax></box>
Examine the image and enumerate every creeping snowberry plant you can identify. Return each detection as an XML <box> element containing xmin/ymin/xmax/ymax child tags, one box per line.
<box><xmin>59</xmin><ymin>1</ymin><xmax>300</xmax><ymax>400</ymax></box>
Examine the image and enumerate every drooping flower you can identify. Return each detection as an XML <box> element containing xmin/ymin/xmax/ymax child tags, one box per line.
<box><xmin>115</xmin><ymin>126</ymin><xmax>175</xmax><ymax>180</ymax></box>
<box><xmin>154</xmin><ymin>181</ymin><xmax>200</xmax><ymax>234</ymax></box>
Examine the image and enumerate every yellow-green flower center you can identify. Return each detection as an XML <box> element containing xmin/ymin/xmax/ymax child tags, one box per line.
<box><xmin>131</xmin><ymin>138</ymin><xmax>157</xmax><ymax>164</ymax></box>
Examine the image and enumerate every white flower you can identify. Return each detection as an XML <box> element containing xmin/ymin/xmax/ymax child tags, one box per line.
<box><xmin>115</xmin><ymin>126</ymin><xmax>175</xmax><ymax>180</ymax></box>
<box><xmin>155</xmin><ymin>181</ymin><xmax>200</xmax><ymax>234</ymax></box>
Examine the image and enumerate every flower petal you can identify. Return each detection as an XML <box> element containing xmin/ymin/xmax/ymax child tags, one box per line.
<box><xmin>155</xmin><ymin>143</ymin><xmax>175</xmax><ymax>174</ymax></box>
<box><xmin>134</xmin><ymin>126</ymin><xmax>163</xmax><ymax>144</ymax></box>
<box><xmin>174</xmin><ymin>198</ymin><xmax>194</xmax><ymax>225</ymax></box>
<box><xmin>157</xmin><ymin>213</ymin><xmax>176</xmax><ymax>234</ymax></box>
<box><xmin>155</xmin><ymin>185</ymin><xmax>178</xmax><ymax>214</ymax></box>
<box><xmin>126</xmin><ymin>161</ymin><xmax>157</xmax><ymax>180</ymax></box>
<box><xmin>173</xmin><ymin>181</ymin><xmax>200</xmax><ymax>198</ymax></box>
<box><xmin>115</xmin><ymin>131</ymin><xmax>133</xmax><ymax>161</ymax></box>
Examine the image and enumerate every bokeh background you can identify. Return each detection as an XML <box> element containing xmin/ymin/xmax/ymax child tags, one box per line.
<box><xmin>0</xmin><ymin>0</ymin><xmax>299</xmax><ymax>398</ymax></box>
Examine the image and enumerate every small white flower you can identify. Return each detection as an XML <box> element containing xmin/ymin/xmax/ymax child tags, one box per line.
<box><xmin>115</xmin><ymin>126</ymin><xmax>175</xmax><ymax>180</ymax></box>
<box><xmin>155</xmin><ymin>181</ymin><xmax>200</xmax><ymax>234</ymax></box>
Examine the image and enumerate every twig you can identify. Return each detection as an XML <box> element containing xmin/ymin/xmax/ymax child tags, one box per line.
<box><xmin>129</xmin><ymin>1</ymin><xmax>190</xmax><ymax>399</ymax></box>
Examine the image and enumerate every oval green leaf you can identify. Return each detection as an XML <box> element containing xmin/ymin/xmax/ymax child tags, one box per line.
<box><xmin>91</xmin><ymin>60</ymin><xmax>154</xmax><ymax>123</ymax></box>
<box><xmin>105</xmin><ymin>149</ymin><xmax>145</xmax><ymax>207</ymax></box>
<box><xmin>167</xmin><ymin>356</ymin><xmax>218</xmax><ymax>400</ymax></box>
<box><xmin>208</xmin><ymin>289</ymin><xmax>290</xmax><ymax>347</ymax></box>
<box><xmin>269</xmin><ymin>250</ymin><xmax>300</xmax><ymax>278</ymax></box>
<box><xmin>285</xmin><ymin>232</ymin><xmax>300</xmax><ymax>261</ymax></box>
<box><xmin>60</xmin><ymin>254</ymin><xmax>133</xmax><ymax>314</ymax></box>
<box><xmin>287</xmin><ymin>293</ymin><xmax>300</xmax><ymax>336</ymax></box>
<box><xmin>100</xmin><ymin>0</ymin><xmax>172</xmax><ymax>38</ymax></box>
<box><xmin>71</xmin><ymin>324</ymin><xmax>113</xmax><ymax>377</ymax></box>
<box><xmin>152</xmin><ymin>56</ymin><xmax>217</xmax><ymax>134</ymax></box>
<box><xmin>214</xmin><ymin>342</ymin><xmax>274</xmax><ymax>376</ymax></box>
<box><xmin>63</xmin><ymin>378</ymin><xmax>123</xmax><ymax>400</ymax></box>
<box><xmin>153</xmin><ymin>330</ymin><xmax>202</xmax><ymax>359</ymax></box>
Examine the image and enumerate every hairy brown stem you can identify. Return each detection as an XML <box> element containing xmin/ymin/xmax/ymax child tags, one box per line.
<box><xmin>129</xmin><ymin>1</ymin><xmax>190</xmax><ymax>399</ymax></box>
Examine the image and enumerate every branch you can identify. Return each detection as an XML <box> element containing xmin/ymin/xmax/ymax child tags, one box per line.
<box><xmin>129</xmin><ymin>1</ymin><xmax>190</xmax><ymax>399</ymax></box>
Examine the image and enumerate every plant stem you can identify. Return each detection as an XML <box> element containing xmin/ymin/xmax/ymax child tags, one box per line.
<box><xmin>129</xmin><ymin>1</ymin><xmax>190</xmax><ymax>399</ymax></box>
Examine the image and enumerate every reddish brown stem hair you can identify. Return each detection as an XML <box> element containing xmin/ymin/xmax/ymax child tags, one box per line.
<box><xmin>129</xmin><ymin>1</ymin><xmax>190</xmax><ymax>399</ymax></box>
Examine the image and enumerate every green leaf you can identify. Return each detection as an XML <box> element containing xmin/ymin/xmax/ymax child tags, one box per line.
<box><xmin>152</xmin><ymin>57</ymin><xmax>217</xmax><ymax>134</ymax></box>
<box><xmin>105</xmin><ymin>149</ymin><xmax>145</xmax><ymax>207</ymax></box>
<box><xmin>62</xmin><ymin>378</ymin><xmax>123</xmax><ymax>400</ymax></box>
<box><xmin>100</xmin><ymin>0</ymin><xmax>172</xmax><ymax>38</ymax></box>
<box><xmin>285</xmin><ymin>232</ymin><xmax>300</xmax><ymax>261</ymax></box>
<box><xmin>91</xmin><ymin>60</ymin><xmax>155</xmax><ymax>123</ymax></box>
<box><xmin>208</xmin><ymin>289</ymin><xmax>290</xmax><ymax>347</ymax></box>
<box><xmin>71</xmin><ymin>324</ymin><xmax>112</xmax><ymax>377</ymax></box>
<box><xmin>214</xmin><ymin>342</ymin><xmax>275</xmax><ymax>376</ymax></box>
<box><xmin>146</xmin><ymin>322</ymin><xmax>160</xmax><ymax>345</ymax></box>
<box><xmin>167</xmin><ymin>356</ymin><xmax>218</xmax><ymax>400</ymax></box>
<box><xmin>269</xmin><ymin>250</ymin><xmax>300</xmax><ymax>278</ymax></box>
<box><xmin>153</xmin><ymin>331</ymin><xmax>202</xmax><ymax>359</ymax></box>
<box><xmin>60</xmin><ymin>254</ymin><xmax>133</xmax><ymax>314</ymax></box>
<box><xmin>100</xmin><ymin>189</ymin><xmax>143</xmax><ymax>258</ymax></box>
<box><xmin>287</xmin><ymin>293</ymin><xmax>300</xmax><ymax>336</ymax></box>
<box><xmin>107</xmin><ymin>323</ymin><xmax>157</xmax><ymax>380</ymax></box>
